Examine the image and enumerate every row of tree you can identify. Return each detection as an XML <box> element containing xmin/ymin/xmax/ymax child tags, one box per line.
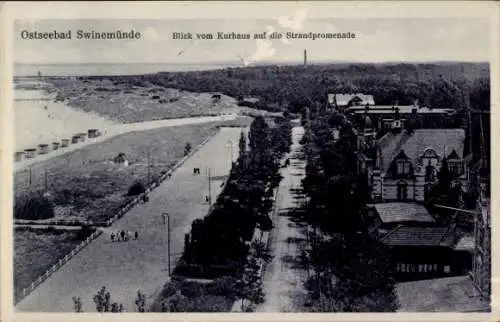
<box><xmin>294</xmin><ymin>108</ymin><xmax>398</xmax><ymax>311</ymax></box>
<box><xmin>175</xmin><ymin>115</ymin><xmax>292</xmax><ymax>278</ymax></box>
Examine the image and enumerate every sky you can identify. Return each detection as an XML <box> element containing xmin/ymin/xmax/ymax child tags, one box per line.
<box><xmin>13</xmin><ymin>14</ymin><xmax>491</xmax><ymax>65</ymax></box>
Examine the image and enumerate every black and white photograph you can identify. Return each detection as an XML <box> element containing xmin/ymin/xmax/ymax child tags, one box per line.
<box><xmin>3</xmin><ymin>1</ymin><xmax>496</xmax><ymax>317</ymax></box>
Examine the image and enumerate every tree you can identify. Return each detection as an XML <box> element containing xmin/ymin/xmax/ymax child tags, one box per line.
<box><xmin>135</xmin><ymin>290</ymin><xmax>146</xmax><ymax>312</ymax></box>
<box><xmin>240</xmin><ymin>257</ymin><xmax>265</xmax><ymax>311</ymax></box>
<box><xmin>72</xmin><ymin>296</ymin><xmax>83</xmax><ymax>312</ymax></box>
<box><xmin>184</xmin><ymin>142</ymin><xmax>192</xmax><ymax>156</ymax></box>
<box><xmin>14</xmin><ymin>191</ymin><xmax>55</xmax><ymax>220</ymax></box>
<box><xmin>438</xmin><ymin>157</ymin><xmax>452</xmax><ymax>187</ymax></box>
<box><xmin>93</xmin><ymin>286</ymin><xmax>110</xmax><ymax>312</ymax></box>
<box><xmin>93</xmin><ymin>286</ymin><xmax>123</xmax><ymax>313</ymax></box>
<box><xmin>127</xmin><ymin>181</ymin><xmax>146</xmax><ymax>196</ymax></box>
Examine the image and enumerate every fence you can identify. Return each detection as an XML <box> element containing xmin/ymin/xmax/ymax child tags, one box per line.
<box><xmin>97</xmin><ymin>130</ymin><xmax>220</xmax><ymax>227</ymax></box>
<box><xmin>15</xmin><ymin>128</ymin><xmax>227</xmax><ymax>305</ymax></box>
<box><xmin>15</xmin><ymin>229</ymin><xmax>103</xmax><ymax>304</ymax></box>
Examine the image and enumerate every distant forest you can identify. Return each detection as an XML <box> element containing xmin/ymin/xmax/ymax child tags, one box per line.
<box><xmin>91</xmin><ymin>62</ymin><xmax>490</xmax><ymax>158</ymax></box>
<box><xmin>131</xmin><ymin>62</ymin><xmax>491</xmax><ymax>113</ymax></box>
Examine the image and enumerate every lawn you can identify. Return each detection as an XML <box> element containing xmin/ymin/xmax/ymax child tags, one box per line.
<box><xmin>14</xmin><ymin>118</ymin><xmax>252</xmax><ymax>223</ymax></box>
<box><xmin>14</xmin><ymin>227</ymin><xmax>92</xmax><ymax>301</ymax></box>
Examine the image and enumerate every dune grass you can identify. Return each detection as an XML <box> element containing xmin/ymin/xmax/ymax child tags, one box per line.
<box><xmin>14</xmin><ymin>228</ymin><xmax>87</xmax><ymax>300</ymax></box>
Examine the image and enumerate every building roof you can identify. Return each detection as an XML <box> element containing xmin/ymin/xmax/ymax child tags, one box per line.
<box><xmin>454</xmin><ymin>235</ymin><xmax>475</xmax><ymax>251</ymax></box>
<box><xmin>396</xmin><ymin>275</ymin><xmax>490</xmax><ymax>312</ymax></box>
<box><xmin>380</xmin><ymin>225</ymin><xmax>454</xmax><ymax>247</ymax></box>
<box><xmin>351</xmin><ymin>106</ymin><xmax>454</xmax><ymax>115</ymax></box>
<box><xmin>372</xmin><ymin>202</ymin><xmax>435</xmax><ymax>224</ymax></box>
<box><xmin>243</xmin><ymin>97</ymin><xmax>260</xmax><ymax>104</ymax></box>
<box><xmin>328</xmin><ymin>93</ymin><xmax>375</xmax><ymax>106</ymax></box>
<box><xmin>378</xmin><ymin>129</ymin><xmax>466</xmax><ymax>176</ymax></box>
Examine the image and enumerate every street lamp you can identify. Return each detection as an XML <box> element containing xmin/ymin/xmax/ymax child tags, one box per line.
<box><xmin>162</xmin><ymin>212</ymin><xmax>171</xmax><ymax>275</ymax></box>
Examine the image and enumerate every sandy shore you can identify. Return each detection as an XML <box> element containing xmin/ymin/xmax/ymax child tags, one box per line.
<box><xmin>13</xmin><ymin>76</ymin><xmax>278</xmax><ymax>162</ymax></box>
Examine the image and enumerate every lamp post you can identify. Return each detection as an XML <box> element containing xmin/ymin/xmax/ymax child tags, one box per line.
<box><xmin>205</xmin><ymin>168</ymin><xmax>214</xmax><ymax>206</ymax></box>
<box><xmin>162</xmin><ymin>212</ymin><xmax>171</xmax><ymax>275</ymax></box>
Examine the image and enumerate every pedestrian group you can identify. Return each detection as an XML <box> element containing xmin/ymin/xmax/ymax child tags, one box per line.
<box><xmin>111</xmin><ymin>230</ymin><xmax>139</xmax><ymax>242</ymax></box>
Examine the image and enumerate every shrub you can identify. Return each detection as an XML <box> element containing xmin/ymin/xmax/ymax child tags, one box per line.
<box><xmin>77</xmin><ymin>224</ymin><xmax>95</xmax><ymax>241</ymax></box>
<box><xmin>184</xmin><ymin>142</ymin><xmax>192</xmax><ymax>156</ymax></box>
<box><xmin>14</xmin><ymin>192</ymin><xmax>55</xmax><ymax>220</ymax></box>
<box><xmin>127</xmin><ymin>181</ymin><xmax>145</xmax><ymax>196</ymax></box>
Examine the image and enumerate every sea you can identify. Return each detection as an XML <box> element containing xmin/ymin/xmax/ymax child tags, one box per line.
<box><xmin>14</xmin><ymin>62</ymin><xmax>244</xmax><ymax>77</ymax></box>
<box><xmin>13</xmin><ymin>62</ymin><xmax>238</xmax><ymax>151</ymax></box>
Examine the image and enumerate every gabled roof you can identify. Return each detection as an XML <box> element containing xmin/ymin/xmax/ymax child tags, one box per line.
<box><xmin>372</xmin><ymin>202</ymin><xmax>435</xmax><ymax>224</ymax></box>
<box><xmin>328</xmin><ymin>93</ymin><xmax>375</xmax><ymax>106</ymax></box>
<box><xmin>378</xmin><ymin>129</ymin><xmax>466</xmax><ymax>176</ymax></box>
<box><xmin>380</xmin><ymin>225</ymin><xmax>454</xmax><ymax>247</ymax></box>
<box><xmin>447</xmin><ymin>150</ymin><xmax>460</xmax><ymax>160</ymax></box>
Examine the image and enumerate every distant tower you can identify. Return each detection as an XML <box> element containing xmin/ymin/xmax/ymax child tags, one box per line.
<box><xmin>304</xmin><ymin>49</ymin><xmax>307</xmax><ymax>66</ymax></box>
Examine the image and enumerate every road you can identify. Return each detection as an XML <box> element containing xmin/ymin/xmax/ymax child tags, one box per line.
<box><xmin>15</xmin><ymin>114</ymin><xmax>237</xmax><ymax>172</ymax></box>
<box><xmin>255</xmin><ymin>125</ymin><xmax>309</xmax><ymax>312</ymax></box>
<box><xmin>15</xmin><ymin>127</ymin><xmax>243</xmax><ymax>312</ymax></box>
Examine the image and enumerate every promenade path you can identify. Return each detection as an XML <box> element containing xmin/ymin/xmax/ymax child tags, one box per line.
<box><xmin>255</xmin><ymin>125</ymin><xmax>309</xmax><ymax>312</ymax></box>
<box><xmin>16</xmin><ymin>127</ymin><xmax>243</xmax><ymax>312</ymax></box>
<box><xmin>15</xmin><ymin>114</ymin><xmax>236</xmax><ymax>172</ymax></box>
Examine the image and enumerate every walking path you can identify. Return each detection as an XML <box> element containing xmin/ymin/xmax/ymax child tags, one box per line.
<box><xmin>15</xmin><ymin>127</ymin><xmax>243</xmax><ymax>312</ymax></box>
<box><xmin>255</xmin><ymin>125</ymin><xmax>309</xmax><ymax>312</ymax></box>
<box><xmin>15</xmin><ymin>114</ymin><xmax>236</xmax><ymax>172</ymax></box>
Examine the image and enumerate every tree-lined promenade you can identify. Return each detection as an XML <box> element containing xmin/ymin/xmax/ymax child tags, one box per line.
<box><xmin>16</xmin><ymin>127</ymin><xmax>243</xmax><ymax>312</ymax></box>
<box><xmin>152</xmin><ymin>115</ymin><xmax>293</xmax><ymax>312</ymax></box>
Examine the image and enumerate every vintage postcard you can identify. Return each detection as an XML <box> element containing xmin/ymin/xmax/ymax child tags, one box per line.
<box><xmin>0</xmin><ymin>1</ymin><xmax>498</xmax><ymax>321</ymax></box>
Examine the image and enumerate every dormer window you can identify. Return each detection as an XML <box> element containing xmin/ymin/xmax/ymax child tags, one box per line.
<box><xmin>448</xmin><ymin>159</ymin><xmax>462</xmax><ymax>176</ymax></box>
<box><xmin>422</xmin><ymin>148</ymin><xmax>438</xmax><ymax>167</ymax></box>
<box><xmin>447</xmin><ymin>150</ymin><xmax>462</xmax><ymax>177</ymax></box>
<box><xmin>397</xmin><ymin>160</ymin><xmax>411</xmax><ymax>175</ymax></box>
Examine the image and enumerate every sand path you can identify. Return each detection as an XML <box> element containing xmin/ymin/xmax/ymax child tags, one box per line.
<box><xmin>15</xmin><ymin>127</ymin><xmax>243</xmax><ymax>312</ymax></box>
<box><xmin>255</xmin><ymin>125</ymin><xmax>309</xmax><ymax>312</ymax></box>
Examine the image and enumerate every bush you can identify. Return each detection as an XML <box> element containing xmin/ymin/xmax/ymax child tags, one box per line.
<box><xmin>77</xmin><ymin>225</ymin><xmax>95</xmax><ymax>241</ymax></box>
<box><xmin>14</xmin><ymin>192</ymin><xmax>55</xmax><ymax>220</ymax></box>
<box><xmin>127</xmin><ymin>181</ymin><xmax>145</xmax><ymax>196</ymax></box>
<box><xmin>184</xmin><ymin>142</ymin><xmax>192</xmax><ymax>156</ymax></box>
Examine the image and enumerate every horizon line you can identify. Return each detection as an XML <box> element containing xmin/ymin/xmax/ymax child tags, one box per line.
<box><xmin>14</xmin><ymin>60</ymin><xmax>490</xmax><ymax>66</ymax></box>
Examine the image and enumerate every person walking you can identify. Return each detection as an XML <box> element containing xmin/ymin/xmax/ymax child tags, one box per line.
<box><xmin>135</xmin><ymin>231</ymin><xmax>139</xmax><ymax>240</ymax></box>
<box><xmin>111</xmin><ymin>232</ymin><xmax>115</xmax><ymax>242</ymax></box>
<box><xmin>120</xmin><ymin>230</ymin><xmax>125</xmax><ymax>242</ymax></box>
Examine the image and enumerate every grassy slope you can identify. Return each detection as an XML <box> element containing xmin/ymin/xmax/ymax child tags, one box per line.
<box><xmin>14</xmin><ymin>228</ymin><xmax>85</xmax><ymax>299</ymax></box>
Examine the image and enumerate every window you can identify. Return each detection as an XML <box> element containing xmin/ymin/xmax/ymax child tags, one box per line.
<box><xmin>397</xmin><ymin>181</ymin><xmax>408</xmax><ymax>201</ymax></box>
<box><xmin>396</xmin><ymin>160</ymin><xmax>411</xmax><ymax>175</ymax></box>
<box><xmin>444</xmin><ymin>265</ymin><xmax>451</xmax><ymax>273</ymax></box>
<box><xmin>419</xmin><ymin>264</ymin><xmax>424</xmax><ymax>273</ymax></box>
<box><xmin>448</xmin><ymin>160</ymin><xmax>462</xmax><ymax>176</ymax></box>
<box><xmin>433</xmin><ymin>264</ymin><xmax>438</xmax><ymax>272</ymax></box>
<box><xmin>425</xmin><ymin>164</ymin><xmax>436</xmax><ymax>182</ymax></box>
